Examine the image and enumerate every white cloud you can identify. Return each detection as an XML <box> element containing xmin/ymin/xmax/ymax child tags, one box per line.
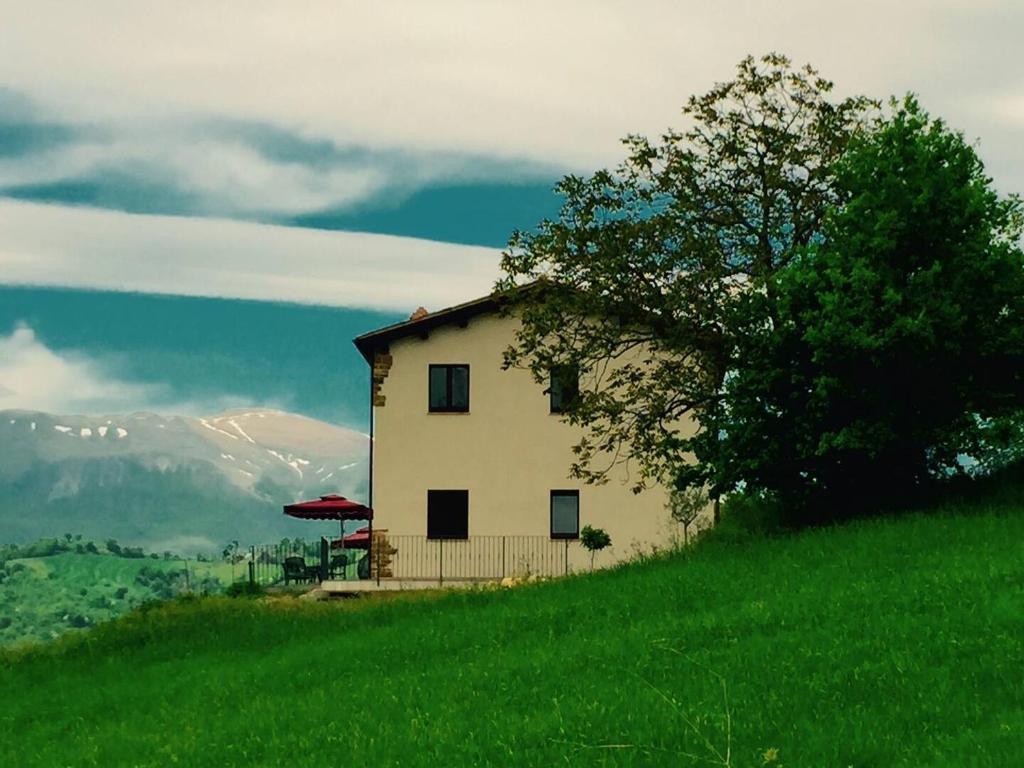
<box><xmin>157</xmin><ymin>139</ymin><xmax>383</xmax><ymax>215</ymax></box>
<box><xmin>992</xmin><ymin>93</ymin><xmax>1024</xmax><ymax>125</ymax></box>
<box><xmin>0</xmin><ymin>118</ymin><xmax>551</xmax><ymax>218</ymax></box>
<box><xmin>0</xmin><ymin>323</ymin><xmax>160</xmax><ymax>414</ymax></box>
<box><xmin>0</xmin><ymin>0</ymin><xmax>1021</xmax><ymax>308</ymax></box>
<box><xmin>0</xmin><ymin>1</ymin><xmax>1021</xmax><ymax>187</ymax></box>
<box><xmin>0</xmin><ymin>199</ymin><xmax>501</xmax><ymax>311</ymax></box>
<box><xmin>0</xmin><ymin>323</ymin><xmax>263</xmax><ymax>416</ymax></box>
<box><xmin>0</xmin><ymin>134</ymin><xmax>387</xmax><ymax>216</ymax></box>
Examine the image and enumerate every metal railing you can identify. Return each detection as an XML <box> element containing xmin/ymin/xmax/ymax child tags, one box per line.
<box><xmin>244</xmin><ymin>540</ymin><xmax>366</xmax><ymax>586</ymax></box>
<box><xmin>238</xmin><ymin>535</ymin><xmax>574</xmax><ymax>587</ymax></box>
<box><xmin>376</xmin><ymin>535</ymin><xmax>572</xmax><ymax>583</ymax></box>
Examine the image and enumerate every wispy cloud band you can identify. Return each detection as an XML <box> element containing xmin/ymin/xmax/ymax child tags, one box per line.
<box><xmin>0</xmin><ymin>0</ymin><xmax>1022</xmax><ymax>311</ymax></box>
<box><xmin>0</xmin><ymin>90</ymin><xmax>560</xmax><ymax>225</ymax></box>
<box><xmin>0</xmin><ymin>199</ymin><xmax>501</xmax><ymax>311</ymax></box>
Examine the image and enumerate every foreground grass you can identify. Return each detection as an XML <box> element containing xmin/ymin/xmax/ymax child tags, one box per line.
<box><xmin>2</xmin><ymin>498</ymin><xmax>1023</xmax><ymax>766</ymax></box>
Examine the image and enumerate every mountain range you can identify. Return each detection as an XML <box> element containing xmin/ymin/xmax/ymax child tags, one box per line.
<box><xmin>0</xmin><ymin>408</ymin><xmax>369</xmax><ymax>553</ymax></box>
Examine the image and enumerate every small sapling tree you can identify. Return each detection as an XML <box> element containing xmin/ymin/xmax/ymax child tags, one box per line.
<box><xmin>669</xmin><ymin>486</ymin><xmax>708</xmax><ymax>546</ymax></box>
<box><xmin>580</xmin><ymin>525</ymin><xmax>611</xmax><ymax>570</ymax></box>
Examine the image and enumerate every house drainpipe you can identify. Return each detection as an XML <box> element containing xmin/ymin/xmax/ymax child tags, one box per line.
<box><xmin>338</xmin><ymin>520</ymin><xmax>345</xmax><ymax>581</ymax></box>
<box><xmin>368</xmin><ymin>362</ymin><xmax>375</xmax><ymax>510</ymax></box>
<box><xmin>319</xmin><ymin>537</ymin><xmax>328</xmax><ymax>585</ymax></box>
<box><xmin>367</xmin><ymin>353</ymin><xmax>375</xmax><ymax>582</ymax></box>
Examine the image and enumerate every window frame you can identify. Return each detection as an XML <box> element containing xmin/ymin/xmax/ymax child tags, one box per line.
<box><xmin>428</xmin><ymin>364</ymin><xmax>470</xmax><ymax>413</ymax></box>
<box><xmin>427</xmin><ymin>489</ymin><xmax>470</xmax><ymax>540</ymax></box>
<box><xmin>548</xmin><ymin>364</ymin><xmax>580</xmax><ymax>414</ymax></box>
<box><xmin>549</xmin><ymin>490</ymin><xmax>580</xmax><ymax>540</ymax></box>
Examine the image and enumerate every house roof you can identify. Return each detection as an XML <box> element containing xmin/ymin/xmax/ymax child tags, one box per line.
<box><xmin>352</xmin><ymin>291</ymin><xmax>505</xmax><ymax>363</ymax></box>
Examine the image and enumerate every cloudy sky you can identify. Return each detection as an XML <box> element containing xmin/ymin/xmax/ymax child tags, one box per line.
<box><xmin>1</xmin><ymin>1</ymin><xmax>1022</xmax><ymax>418</ymax></box>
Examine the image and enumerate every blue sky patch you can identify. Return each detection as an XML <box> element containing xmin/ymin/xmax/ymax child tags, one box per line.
<box><xmin>288</xmin><ymin>181</ymin><xmax>561</xmax><ymax>247</ymax></box>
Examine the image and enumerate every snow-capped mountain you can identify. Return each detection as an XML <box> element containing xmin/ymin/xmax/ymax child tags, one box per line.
<box><xmin>0</xmin><ymin>408</ymin><xmax>369</xmax><ymax>553</ymax></box>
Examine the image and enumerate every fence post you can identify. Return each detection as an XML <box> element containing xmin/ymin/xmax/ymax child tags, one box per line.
<box><xmin>564</xmin><ymin>539</ymin><xmax>569</xmax><ymax>576</ymax></box>
<box><xmin>501</xmin><ymin>536</ymin><xmax>506</xmax><ymax>579</ymax></box>
<box><xmin>248</xmin><ymin>546</ymin><xmax>256</xmax><ymax>586</ymax></box>
<box><xmin>439</xmin><ymin>538</ymin><xmax>444</xmax><ymax>587</ymax></box>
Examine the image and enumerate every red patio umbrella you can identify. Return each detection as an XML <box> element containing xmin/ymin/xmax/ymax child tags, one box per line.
<box><xmin>283</xmin><ymin>495</ymin><xmax>374</xmax><ymax>576</ymax></box>
<box><xmin>331</xmin><ymin>526</ymin><xmax>370</xmax><ymax>550</ymax></box>
<box><xmin>282</xmin><ymin>494</ymin><xmax>373</xmax><ymax>521</ymax></box>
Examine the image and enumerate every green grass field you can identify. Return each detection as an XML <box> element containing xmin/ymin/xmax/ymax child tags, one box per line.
<box><xmin>2</xmin><ymin>487</ymin><xmax>1023</xmax><ymax>766</ymax></box>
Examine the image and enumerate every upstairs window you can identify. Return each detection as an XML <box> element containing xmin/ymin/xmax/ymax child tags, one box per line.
<box><xmin>427</xmin><ymin>490</ymin><xmax>469</xmax><ymax>539</ymax></box>
<box><xmin>550</xmin><ymin>490</ymin><xmax>580</xmax><ymax>539</ymax></box>
<box><xmin>429</xmin><ymin>364</ymin><xmax>470</xmax><ymax>412</ymax></box>
<box><xmin>549</xmin><ymin>364</ymin><xmax>580</xmax><ymax>413</ymax></box>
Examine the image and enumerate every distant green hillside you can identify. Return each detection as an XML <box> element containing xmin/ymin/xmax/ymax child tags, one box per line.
<box><xmin>2</xmin><ymin>483</ymin><xmax>1023</xmax><ymax>766</ymax></box>
<box><xmin>0</xmin><ymin>544</ymin><xmax>234</xmax><ymax>646</ymax></box>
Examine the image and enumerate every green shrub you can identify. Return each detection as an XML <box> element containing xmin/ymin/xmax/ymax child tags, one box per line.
<box><xmin>19</xmin><ymin>539</ymin><xmax>64</xmax><ymax>558</ymax></box>
<box><xmin>713</xmin><ymin>492</ymin><xmax>785</xmax><ymax>540</ymax></box>
<box><xmin>579</xmin><ymin>525</ymin><xmax>611</xmax><ymax>570</ymax></box>
<box><xmin>225</xmin><ymin>580</ymin><xmax>266</xmax><ymax>598</ymax></box>
<box><xmin>136</xmin><ymin>599</ymin><xmax>164</xmax><ymax>614</ymax></box>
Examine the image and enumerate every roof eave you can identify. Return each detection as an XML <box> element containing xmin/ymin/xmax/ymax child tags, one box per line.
<box><xmin>352</xmin><ymin>293</ymin><xmax>504</xmax><ymax>363</ymax></box>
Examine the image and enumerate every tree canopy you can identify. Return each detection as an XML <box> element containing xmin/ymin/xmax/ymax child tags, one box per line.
<box><xmin>705</xmin><ymin>97</ymin><xmax>1024</xmax><ymax>522</ymax></box>
<box><xmin>498</xmin><ymin>54</ymin><xmax>876</xmax><ymax>493</ymax></box>
<box><xmin>499</xmin><ymin>54</ymin><xmax>1024</xmax><ymax>523</ymax></box>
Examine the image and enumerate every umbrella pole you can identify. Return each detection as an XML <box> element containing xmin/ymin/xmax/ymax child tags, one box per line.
<box><xmin>340</xmin><ymin>520</ymin><xmax>346</xmax><ymax>580</ymax></box>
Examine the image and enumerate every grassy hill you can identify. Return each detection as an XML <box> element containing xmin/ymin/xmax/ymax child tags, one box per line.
<box><xmin>2</xmin><ymin>486</ymin><xmax>1023</xmax><ymax>766</ymax></box>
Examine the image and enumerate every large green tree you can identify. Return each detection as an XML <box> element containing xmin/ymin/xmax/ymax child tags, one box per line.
<box><xmin>705</xmin><ymin>97</ymin><xmax>1024</xmax><ymax>523</ymax></box>
<box><xmin>498</xmin><ymin>54</ymin><xmax>876</xmax><ymax>498</ymax></box>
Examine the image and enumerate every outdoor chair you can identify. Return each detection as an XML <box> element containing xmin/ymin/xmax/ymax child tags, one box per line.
<box><xmin>283</xmin><ymin>556</ymin><xmax>319</xmax><ymax>585</ymax></box>
<box><xmin>328</xmin><ymin>552</ymin><xmax>350</xmax><ymax>579</ymax></box>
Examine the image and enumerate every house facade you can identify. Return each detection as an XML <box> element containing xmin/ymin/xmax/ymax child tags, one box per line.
<box><xmin>354</xmin><ymin>294</ymin><xmax>700</xmax><ymax>574</ymax></box>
